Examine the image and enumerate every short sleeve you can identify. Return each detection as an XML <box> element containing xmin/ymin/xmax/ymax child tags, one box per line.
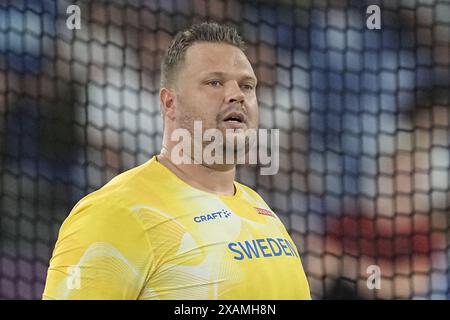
<box><xmin>42</xmin><ymin>198</ymin><xmax>154</xmax><ymax>300</ymax></box>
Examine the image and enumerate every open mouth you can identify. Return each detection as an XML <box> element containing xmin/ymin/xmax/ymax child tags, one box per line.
<box><xmin>223</xmin><ymin>113</ymin><xmax>244</xmax><ymax>123</ymax></box>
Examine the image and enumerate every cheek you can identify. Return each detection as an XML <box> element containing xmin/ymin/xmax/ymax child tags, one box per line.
<box><xmin>247</xmin><ymin>97</ymin><xmax>259</xmax><ymax>122</ymax></box>
<box><xmin>194</xmin><ymin>92</ymin><xmax>223</xmax><ymax>121</ymax></box>
<box><xmin>183</xmin><ymin>90</ymin><xmax>222</xmax><ymax>112</ymax></box>
<box><xmin>176</xmin><ymin>92</ymin><xmax>221</xmax><ymax>126</ymax></box>
<box><xmin>175</xmin><ymin>93</ymin><xmax>200</xmax><ymax>120</ymax></box>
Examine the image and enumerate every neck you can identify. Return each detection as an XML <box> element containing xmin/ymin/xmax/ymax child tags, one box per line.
<box><xmin>157</xmin><ymin>148</ymin><xmax>237</xmax><ymax>196</ymax></box>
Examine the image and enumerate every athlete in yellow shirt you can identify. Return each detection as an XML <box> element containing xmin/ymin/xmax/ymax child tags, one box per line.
<box><xmin>43</xmin><ymin>22</ymin><xmax>311</xmax><ymax>300</ymax></box>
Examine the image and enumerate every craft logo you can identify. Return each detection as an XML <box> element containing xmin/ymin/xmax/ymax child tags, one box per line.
<box><xmin>194</xmin><ymin>209</ymin><xmax>232</xmax><ymax>223</ymax></box>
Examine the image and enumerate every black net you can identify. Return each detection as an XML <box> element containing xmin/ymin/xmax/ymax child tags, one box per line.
<box><xmin>0</xmin><ymin>0</ymin><xmax>449</xmax><ymax>299</ymax></box>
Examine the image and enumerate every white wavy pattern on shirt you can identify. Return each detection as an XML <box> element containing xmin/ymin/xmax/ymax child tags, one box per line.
<box><xmin>57</xmin><ymin>242</ymin><xmax>141</xmax><ymax>299</ymax></box>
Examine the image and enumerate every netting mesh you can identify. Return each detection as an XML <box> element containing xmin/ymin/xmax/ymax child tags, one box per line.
<box><xmin>0</xmin><ymin>0</ymin><xmax>449</xmax><ymax>299</ymax></box>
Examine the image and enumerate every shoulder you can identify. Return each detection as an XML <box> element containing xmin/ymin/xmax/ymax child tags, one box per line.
<box><xmin>55</xmin><ymin>182</ymin><xmax>155</xmax><ymax>271</ymax></box>
<box><xmin>66</xmin><ymin>157</ymin><xmax>165</xmax><ymax>224</ymax></box>
<box><xmin>59</xmin><ymin>192</ymin><xmax>140</xmax><ymax>243</ymax></box>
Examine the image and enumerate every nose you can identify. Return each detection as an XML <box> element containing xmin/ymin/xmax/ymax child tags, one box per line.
<box><xmin>224</xmin><ymin>81</ymin><xmax>245</xmax><ymax>105</ymax></box>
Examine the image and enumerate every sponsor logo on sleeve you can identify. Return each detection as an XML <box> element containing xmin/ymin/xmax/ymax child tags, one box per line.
<box><xmin>254</xmin><ymin>207</ymin><xmax>276</xmax><ymax>218</ymax></box>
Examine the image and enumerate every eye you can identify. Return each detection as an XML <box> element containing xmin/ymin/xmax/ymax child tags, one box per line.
<box><xmin>241</xmin><ymin>84</ymin><xmax>255</xmax><ymax>91</ymax></box>
<box><xmin>208</xmin><ymin>80</ymin><xmax>223</xmax><ymax>87</ymax></box>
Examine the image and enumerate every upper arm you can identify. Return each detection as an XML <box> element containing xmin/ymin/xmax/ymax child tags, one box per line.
<box><xmin>42</xmin><ymin>199</ymin><xmax>153</xmax><ymax>300</ymax></box>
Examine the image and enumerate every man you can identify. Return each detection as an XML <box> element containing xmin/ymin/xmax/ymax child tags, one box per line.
<box><xmin>43</xmin><ymin>22</ymin><xmax>311</xmax><ymax>299</ymax></box>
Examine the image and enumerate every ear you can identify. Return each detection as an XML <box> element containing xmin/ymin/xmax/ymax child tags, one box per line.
<box><xmin>160</xmin><ymin>87</ymin><xmax>176</xmax><ymax>121</ymax></box>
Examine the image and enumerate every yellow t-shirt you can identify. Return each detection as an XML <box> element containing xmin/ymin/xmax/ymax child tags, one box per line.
<box><xmin>43</xmin><ymin>156</ymin><xmax>311</xmax><ymax>300</ymax></box>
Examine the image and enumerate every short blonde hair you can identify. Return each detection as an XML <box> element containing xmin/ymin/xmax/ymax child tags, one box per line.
<box><xmin>160</xmin><ymin>22</ymin><xmax>246</xmax><ymax>88</ymax></box>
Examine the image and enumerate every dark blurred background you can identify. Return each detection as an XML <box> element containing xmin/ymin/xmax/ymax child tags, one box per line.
<box><xmin>0</xmin><ymin>0</ymin><xmax>449</xmax><ymax>299</ymax></box>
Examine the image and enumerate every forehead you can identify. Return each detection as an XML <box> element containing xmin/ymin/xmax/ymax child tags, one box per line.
<box><xmin>182</xmin><ymin>42</ymin><xmax>255</xmax><ymax>77</ymax></box>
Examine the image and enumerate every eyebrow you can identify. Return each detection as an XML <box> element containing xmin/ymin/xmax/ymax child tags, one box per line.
<box><xmin>201</xmin><ymin>71</ymin><xmax>258</xmax><ymax>85</ymax></box>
